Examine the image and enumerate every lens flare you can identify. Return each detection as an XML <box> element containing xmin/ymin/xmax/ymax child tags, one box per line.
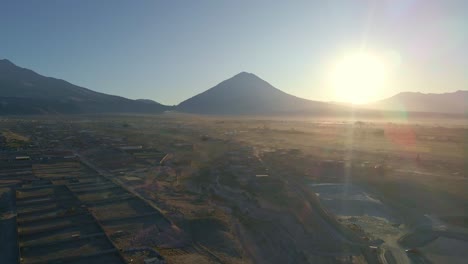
<box><xmin>330</xmin><ymin>52</ymin><xmax>388</xmax><ymax>104</ymax></box>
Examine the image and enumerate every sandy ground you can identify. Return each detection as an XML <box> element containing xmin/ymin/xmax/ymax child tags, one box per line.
<box><xmin>310</xmin><ymin>183</ymin><xmax>398</xmax><ymax>221</ymax></box>
<box><xmin>310</xmin><ymin>183</ymin><xmax>411</xmax><ymax>264</ymax></box>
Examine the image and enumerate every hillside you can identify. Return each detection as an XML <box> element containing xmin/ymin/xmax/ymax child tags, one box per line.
<box><xmin>368</xmin><ymin>90</ymin><xmax>468</xmax><ymax>114</ymax></box>
<box><xmin>3</xmin><ymin>58</ymin><xmax>464</xmax><ymax>116</ymax></box>
<box><xmin>0</xmin><ymin>59</ymin><xmax>169</xmax><ymax>114</ymax></box>
<box><xmin>178</xmin><ymin>72</ymin><xmax>339</xmax><ymax>115</ymax></box>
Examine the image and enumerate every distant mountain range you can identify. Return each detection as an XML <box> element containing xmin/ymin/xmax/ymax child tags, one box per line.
<box><xmin>178</xmin><ymin>72</ymin><xmax>340</xmax><ymax>115</ymax></box>
<box><xmin>367</xmin><ymin>91</ymin><xmax>467</xmax><ymax>114</ymax></box>
<box><xmin>0</xmin><ymin>59</ymin><xmax>466</xmax><ymax>115</ymax></box>
<box><xmin>0</xmin><ymin>59</ymin><xmax>168</xmax><ymax>114</ymax></box>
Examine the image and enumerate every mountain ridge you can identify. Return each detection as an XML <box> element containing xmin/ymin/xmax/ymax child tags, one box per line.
<box><xmin>1</xmin><ymin>59</ymin><xmax>466</xmax><ymax>115</ymax></box>
<box><xmin>0</xmin><ymin>59</ymin><xmax>169</xmax><ymax>114</ymax></box>
<box><xmin>367</xmin><ymin>90</ymin><xmax>467</xmax><ymax>114</ymax></box>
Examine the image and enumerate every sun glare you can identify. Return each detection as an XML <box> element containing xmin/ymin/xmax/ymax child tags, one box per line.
<box><xmin>331</xmin><ymin>52</ymin><xmax>387</xmax><ymax>104</ymax></box>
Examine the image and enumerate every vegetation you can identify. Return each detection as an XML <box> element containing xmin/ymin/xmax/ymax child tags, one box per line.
<box><xmin>2</xmin><ymin>130</ymin><xmax>29</xmax><ymax>148</ymax></box>
<box><xmin>1</xmin><ymin>114</ymin><xmax>466</xmax><ymax>264</ymax></box>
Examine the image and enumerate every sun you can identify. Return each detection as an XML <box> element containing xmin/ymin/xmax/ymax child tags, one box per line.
<box><xmin>330</xmin><ymin>52</ymin><xmax>387</xmax><ymax>104</ymax></box>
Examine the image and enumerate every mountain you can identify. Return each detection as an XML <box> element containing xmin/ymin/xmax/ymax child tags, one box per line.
<box><xmin>368</xmin><ymin>90</ymin><xmax>468</xmax><ymax>114</ymax></box>
<box><xmin>0</xmin><ymin>59</ymin><xmax>169</xmax><ymax>114</ymax></box>
<box><xmin>178</xmin><ymin>72</ymin><xmax>338</xmax><ymax>115</ymax></box>
<box><xmin>5</xmin><ymin>58</ymin><xmax>463</xmax><ymax>116</ymax></box>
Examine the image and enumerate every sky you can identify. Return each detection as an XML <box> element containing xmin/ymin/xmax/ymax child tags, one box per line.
<box><xmin>1</xmin><ymin>0</ymin><xmax>467</xmax><ymax>105</ymax></box>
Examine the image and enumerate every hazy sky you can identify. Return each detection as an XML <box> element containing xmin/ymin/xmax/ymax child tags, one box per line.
<box><xmin>1</xmin><ymin>0</ymin><xmax>467</xmax><ymax>104</ymax></box>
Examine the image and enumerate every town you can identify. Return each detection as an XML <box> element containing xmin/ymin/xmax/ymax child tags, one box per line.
<box><xmin>1</xmin><ymin>114</ymin><xmax>467</xmax><ymax>264</ymax></box>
